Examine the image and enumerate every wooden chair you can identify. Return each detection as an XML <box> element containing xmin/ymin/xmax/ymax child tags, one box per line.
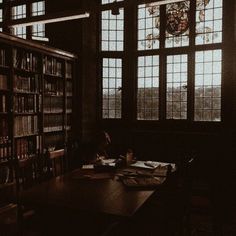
<box><xmin>0</xmin><ymin>160</ymin><xmax>18</xmax><ymax>236</ymax></box>
<box><xmin>47</xmin><ymin>149</ymin><xmax>65</xmax><ymax>177</ymax></box>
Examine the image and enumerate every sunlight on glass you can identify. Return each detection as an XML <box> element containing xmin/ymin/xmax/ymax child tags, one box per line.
<box><xmin>166</xmin><ymin>54</ymin><xmax>188</xmax><ymax>120</ymax></box>
<box><xmin>137</xmin><ymin>55</ymin><xmax>159</xmax><ymax>120</ymax></box>
<box><xmin>138</xmin><ymin>3</ymin><xmax>160</xmax><ymax>51</ymax></box>
<box><xmin>102</xmin><ymin>58</ymin><xmax>122</xmax><ymax>119</ymax></box>
<box><xmin>101</xmin><ymin>9</ymin><xmax>124</xmax><ymax>51</ymax></box>
<box><xmin>194</xmin><ymin>49</ymin><xmax>222</xmax><ymax>121</ymax></box>
<box><xmin>196</xmin><ymin>0</ymin><xmax>223</xmax><ymax>45</ymax></box>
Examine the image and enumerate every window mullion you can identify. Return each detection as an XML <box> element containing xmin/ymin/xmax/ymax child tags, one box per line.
<box><xmin>123</xmin><ymin>1</ymin><xmax>136</xmax><ymax>122</ymax></box>
<box><xmin>159</xmin><ymin>5</ymin><xmax>166</xmax><ymax>120</ymax></box>
<box><xmin>188</xmin><ymin>0</ymin><xmax>197</xmax><ymax>121</ymax></box>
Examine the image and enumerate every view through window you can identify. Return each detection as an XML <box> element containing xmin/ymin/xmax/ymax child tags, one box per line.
<box><xmin>101</xmin><ymin>0</ymin><xmax>223</xmax><ymax>122</ymax></box>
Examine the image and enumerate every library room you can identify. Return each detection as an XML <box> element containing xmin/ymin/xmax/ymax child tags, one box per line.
<box><xmin>0</xmin><ymin>0</ymin><xmax>236</xmax><ymax>235</ymax></box>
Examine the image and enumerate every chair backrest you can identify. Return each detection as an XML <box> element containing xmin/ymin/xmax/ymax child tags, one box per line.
<box><xmin>47</xmin><ymin>149</ymin><xmax>65</xmax><ymax>177</ymax></box>
<box><xmin>0</xmin><ymin>160</ymin><xmax>16</xmax><ymax>206</ymax></box>
<box><xmin>17</xmin><ymin>158</ymin><xmax>36</xmax><ymax>190</ymax></box>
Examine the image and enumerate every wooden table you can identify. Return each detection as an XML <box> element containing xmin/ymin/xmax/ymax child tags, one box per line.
<box><xmin>20</xmin><ymin>168</ymin><xmax>155</xmax><ymax>218</ymax></box>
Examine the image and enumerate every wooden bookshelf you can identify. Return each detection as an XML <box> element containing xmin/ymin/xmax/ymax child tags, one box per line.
<box><xmin>0</xmin><ymin>32</ymin><xmax>76</xmax><ymax>178</ymax></box>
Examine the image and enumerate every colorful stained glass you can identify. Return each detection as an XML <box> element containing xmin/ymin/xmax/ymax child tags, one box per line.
<box><xmin>165</xmin><ymin>1</ymin><xmax>190</xmax><ymax>48</ymax></box>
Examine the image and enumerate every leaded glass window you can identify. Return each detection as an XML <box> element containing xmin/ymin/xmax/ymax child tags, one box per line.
<box><xmin>11</xmin><ymin>26</ymin><xmax>26</xmax><ymax>39</ymax></box>
<box><xmin>32</xmin><ymin>1</ymin><xmax>45</xmax><ymax>16</ymax></box>
<box><xmin>11</xmin><ymin>5</ymin><xmax>26</xmax><ymax>20</ymax></box>
<box><xmin>101</xmin><ymin>9</ymin><xmax>124</xmax><ymax>51</ymax></box>
<box><xmin>102</xmin><ymin>58</ymin><xmax>122</xmax><ymax>119</ymax></box>
<box><xmin>194</xmin><ymin>49</ymin><xmax>222</xmax><ymax>121</ymax></box>
<box><xmin>166</xmin><ymin>54</ymin><xmax>188</xmax><ymax>120</ymax></box>
<box><xmin>100</xmin><ymin>0</ymin><xmax>224</xmax><ymax>123</ymax></box>
<box><xmin>137</xmin><ymin>55</ymin><xmax>159</xmax><ymax>120</ymax></box>
<box><xmin>138</xmin><ymin>3</ymin><xmax>160</xmax><ymax>50</ymax></box>
<box><xmin>195</xmin><ymin>0</ymin><xmax>223</xmax><ymax>45</ymax></box>
<box><xmin>165</xmin><ymin>1</ymin><xmax>190</xmax><ymax>48</ymax></box>
<box><xmin>31</xmin><ymin>1</ymin><xmax>45</xmax><ymax>38</ymax></box>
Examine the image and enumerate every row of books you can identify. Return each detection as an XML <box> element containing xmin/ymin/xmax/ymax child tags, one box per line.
<box><xmin>0</xmin><ymin>118</ymin><xmax>8</xmax><ymax>137</ymax></box>
<box><xmin>14</xmin><ymin>115</ymin><xmax>38</xmax><ymax>137</ymax></box>
<box><xmin>66</xmin><ymin>81</ymin><xmax>72</xmax><ymax>96</ymax></box>
<box><xmin>14</xmin><ymin>75</ymin><xmax>40</xmax><ymax>93</ymax></box>
<box><xmin>0</xmin><ymin>136</ymin><xmax>11</xmax><ymax>161</ymax></box>
<box><xmin>44</xmin><ymin>96</ymin><xmax>63</xmax><ymax>113</ymax></box>
<box><xmin>0</xmin><ymin>74</ymin><xmax>8</xmax><ymax>90</ymax></box>
<box><xmin>13</xmin><ymin>49</ymin><xmax>39</xmax><ymax>72</ymax></box>
<box><xmin>43</xmin><ymin>56</ymin><xmax>62</xmax><ymax>76</ymax></box>
<box><xmin>43</xmin><ymin>114</ymin><xmax>63</xmax><ymax>132</ymax></box>
<box><xmin>0</xmin><ymin>94</ymin><xmax>7</xmax><ymax>113</ymax></box>
<box><xmin>0</xmin><ymin>49</ymin><xmax>6</xmax><ymax>66</ymax></box>
<box><xmin>14</xmin><ymin>94</ymin><xmax>37</xmax><ymax>113</ymax></box>
<box><xmin>15</xmin><ymin>136</ymin><xmax>40</xmax><ymax>160</ymax></box>
<box><xmin>44</xmin><ymin>79</ymin><xmax>63</xmax><ymax>96</ymax></box>
<box><xmin>65</xmin><ymin>63</ymin><xmax>72</xmax><ymax>78</ymax></box>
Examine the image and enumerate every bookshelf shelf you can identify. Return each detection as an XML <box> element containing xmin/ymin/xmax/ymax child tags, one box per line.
<box><xmin>44</xmin><ymin>73</ymin><xmax>63</xmax><ymax>79</ymax></box>
<box><xmin>0</xmin><ymin>89</ymin><xmax>10</xmax><ymax>92</ymax></box>
<box><xmin>13</xmin><ymin>91</ymin><xmax>40</xmax><ymax>95</ymax></box>
<box><xmin>0</xmin><ymin>32</ymin><xmax>76</xmax><ymax>174</ymax></box>
<box><xmin>14</xmin><ymin>133</ymin><xmax>39</xmax><ymax>139</ymax></box>
<box><xmin>43</xmin><ymin>129</ymin><xmax>64</xmax><ymax>133</ymax></box>
<box><xmin>14</xmin><ymin>68</ymin><xmax>40</xmax><ymax>75</ymax></box>
<box><xmin>0</xmin><ymin>65</ymin><xmax>10</xmax><ymax>70</ymax></box>
<box><xmin>13</xmin><ymin>112</ymin><xmax>39</xmax><ymax>116</ymax></box>
<box><xmin>44</xmin><ymin>94</ymin><xmax>63</xmax><ymax>97</ymax></box>
<box><xmin>43</xmin><ymin>111</ymin><xmax>63</xmax><ymax>114</ymax></box>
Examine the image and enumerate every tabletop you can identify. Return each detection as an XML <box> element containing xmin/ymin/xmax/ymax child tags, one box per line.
<box><xmin>20</xmin><ymin>168</ymin><xmax>155</xmax><ymax>218</ymax></box>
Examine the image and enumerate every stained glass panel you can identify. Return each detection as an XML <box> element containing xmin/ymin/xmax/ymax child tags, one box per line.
<box><xmin>195</xmin><ymin>0</ymin><xmax>223</xmax><ymax>45</ymax></box>
<box><xmin>166</xmin><ymin>54</ymin><xmax>188</xmax><ymax>119</ymax></box>
<box><xmin>165</xmin><ymin>1</ymin><xmax>190</xmax><ymax>48</ymax></box>
<box><xmin>194</xmin><ymin>50</ymin><xmax>222</xmax><ymax>121</ymax></box>
<box><xmin>137</xmin><ymin>55</ymin><xmax>159</xmax><ymax>120</ymax></box>
<box><xmin>138</xmin><ymin>2</ymin><xmax>160</xmax><ymax>51</ymax></box>
<box><xmin>102</xmin><ymin>58</ymin><xmax>122</xmax><ymax>119</ymax></box>
<box><xmin>101</xmin><ymin>9</ymin><xmax>124</xmax><ymax>51</ymax></box>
